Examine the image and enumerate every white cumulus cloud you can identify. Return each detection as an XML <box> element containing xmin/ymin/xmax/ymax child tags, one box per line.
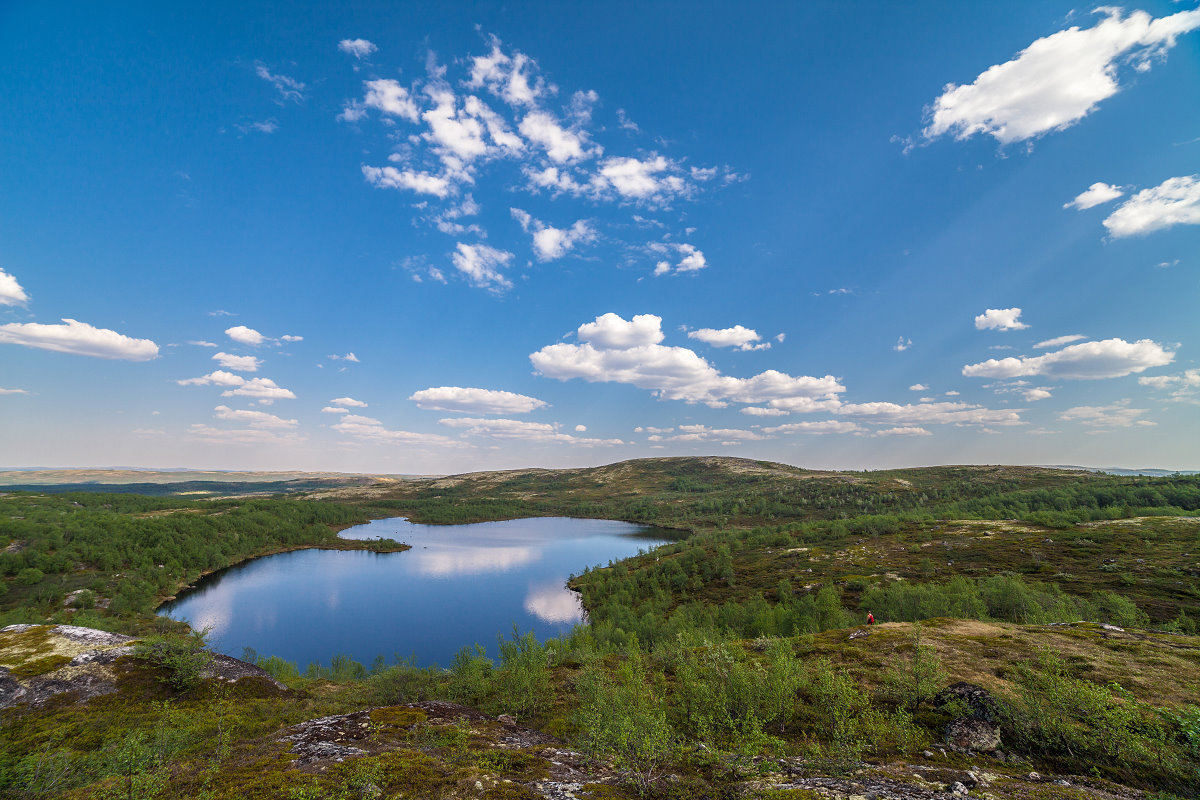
<box><xmin>0</xmin><ymin>268</ymin><xmax>29</xmax><ymax>306</ymax></box>
<box><xmin>330</xmin><ymin>397</ymin><xmax>368</xmax><ymax>408</ymax></box>
<box><xmin>410</xmin><ymin>386</ymin><xmax>548</xmax><ymax>415</ymax></box>
<box><xmin>836</xmin><ymin>401</ymin><xmax>1023</xmax><ymax>427</ymax></box>
<box><xmin>439</xmin><ymin>416</ymin><xmax>621</xmax><ymax>445</ymax></box>
<box><xmin>924</xmin><ymin>7</ymin><xmax>1200</xmax><ymax>144</ymax></box>
<box><xmin>974</xmin><ymin>307</ymin><xmax>1028</xmax><ymax>331</ymax></box>
<box><xmin>518</xmin><ymin>111</ymin><xmax>592</xmax><ymax>163</ymax></box>
<box><xmin>466</xmin><ymin>42</ymin><xmax>548</xmax><ymax>108</ymax></box>
<box><xmin>687</xmin><ymin>325</ymin><xmax>769</xmax><ymax>351</ymax></box>
<box><xmin>362</xmin><ymin>165</ymin><xmax>452</xmax><ymax>198</ymax></box>
<box><xmin>875</xmin><ymin>427</ymin><xmax>932</xmax><ymax>437</ymax></box>
<box><xmin>740</xmin><ymin>406</ymin><xmax>790</xmax><ymax>417</ymax></box>
<box><xmin>595</xmin><ymin>155</ymin><xmax>694</xmax><ymax>205</ymax></box>
<box><xmin>650</xmin><ymin>243</ymin><xmax>707</xmax><ymax>276</ymax></box>
<box><xmin>361</xmin><ymin>79</ymin><xmax>418</xmax><ymax>121</ymax></box>
<box><xmin>647</xmin><ymin>424</ymin><xmax>766</xmax><ymax>444</ymax></box>
<box><xmin>532</xmin><ymin>313</ymin><xmax>844</xmax><ymax>409</ymax></box>
<box><xmin>450</xmin><ymin>243</ymin><xmax>514</xmax><ymax>290</ymax></box>
<box><xmin>762</xmin><ymin>421</ymin><xmax>864</xmax><ymax>435</ymax></box>
<box><xmin>1102</xmin><ymin>175</ymin><xmax>1200</xmax><ymax>237</ymax></box>
<box><xmin>0</xmin><ymin>318</ymin><xmax>158</xmax><ymax>361</ymax></box>
<box><xmin>1139</xmin><ymin>368</ymin><xmax>1200</xmax><ymax>402</ymax></box>
<box><xmin>963</xmin><ymin>338</ymin><xmax>1174</xmax><ymax>380</ymax></box>
<box><xmin>511</xmin><ymin>208</ymin><xmax>596</xmax><ymax>261</ymax></box>
<box><xmin>212</xmin><ymin>352</ymin><xmax>261</xmax><ymax>372</ymax></box>
<box><xmin>578</xmin><ymin>312</ymin><xmax>665</xmax><ymax>349</ymax></box>
<box><xmin>213</xmin><ymin>405</ymin><xmax>298</xmax><ymax>429</ymax></box>
<box><xmin>225</xmin><ymin>325</ymin><xmax>266</xmax><ymax>346</ymax></box>
<box><xmin>177</xmin><ymin>370</ymin><xmax>296</xmax><ymax>403</ymax></box>
<box><xmin>1064</xmin><ymin>182</ymin><xmax>1124</xmax><ymax>210</ymax></box>
<box><xmin>338</xmin><ymin>38</ymin><xmax>378</xmax><ymax>59</ymax></box>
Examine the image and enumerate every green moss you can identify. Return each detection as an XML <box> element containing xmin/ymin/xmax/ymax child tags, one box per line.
<box><xmin>360</xmin><ymin>749</ymin><xmax>456</xmax><ymax>795</ymax></box>
<box><xmin>483</xmin><ymin>781</ymin><xmax>543</xmax><ymax>799</ymax></box>
<box><xmin>0</xmin><ymin>624</ymin><xmax>57</xmax><ymax>664</ymax></box>
<box><xmin>369</xmin><ymin>705</ymin><xmax>428</xmax><ymax>728</ymax></box>
<box><xmin>578</xmin><ymin>783</ymin><xmax>631</xmax><ymax>799</ymax></box>
<box><xmin>196</xmin><ymin>752</ymin><xmax>307</xmax><ymax>800</ymax></box>
<box><xmin>469</xmin><ymin>748</ymin><xmax>549</xmax><ymax>781</ymax></box>
<box><xmin>8</xmin><ymin>653</ymin><xmax>72</xmax><ymax>678</ymax></box>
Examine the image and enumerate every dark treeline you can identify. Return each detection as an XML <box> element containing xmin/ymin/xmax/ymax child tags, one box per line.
<box><xmin>0</xmin><ymin>492</ymin><xmax>395</xmax><ymax>627</ymax></box>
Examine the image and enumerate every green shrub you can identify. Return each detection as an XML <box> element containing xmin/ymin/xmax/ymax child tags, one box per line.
<box><xmin>575</xmin><ymin>647</ymin><xmax>675</xmax><ymax>796</ymax></box>
<box><xmin>447</xmin><ymin>644</ymin><xmax>494</xmax><ymax>709</ymax></box>
<box><xmin>15</xmin><ymin>568</ymin><xmax>44</xmax><ymax>587</ymax></box>
<box><xmin>1001</xmin><ymin>651</ymin><xmax>1183</xmax><ymax>788</ymax></box>
<box><xmin>879</xmin><ymin>624</ymin><xmax>947</xmax><ymax>711</ymax></box>
<box><xmin>494</xmin><ymin>628</ymin><xmax>554</xmax><ymax>719</ymax></box>
<box><xmin>133</xmin><ymin>629</ymin><xmax>212</xmax><ymax>691</ymax></box>
<box><xmin>808</xmin><ymin>658</ymin><xmax>870</xmax><ymax>771</ymax></box>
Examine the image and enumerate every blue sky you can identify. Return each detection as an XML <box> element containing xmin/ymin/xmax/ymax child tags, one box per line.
<box><xmin>1</xmin><ymin>1</ymin><xmax>1198</xmax><ymax>473</ymax></box>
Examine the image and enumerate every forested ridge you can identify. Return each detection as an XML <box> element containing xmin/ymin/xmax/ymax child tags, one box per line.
<box><xmin>0</xmin><ymin>492</ymin><xmax>403</xmax><ymax>630</ymax></box>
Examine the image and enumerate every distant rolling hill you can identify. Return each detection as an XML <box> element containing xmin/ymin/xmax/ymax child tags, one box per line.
<box><xmin>0</xmin><ymin>468</ymin><xmax>426</xmax><ymax>496</ymax></box>
<box><xmin>1041</xmin><ymin>464</ymin><xmax>1199</xmax><ymax>476</ymax></box>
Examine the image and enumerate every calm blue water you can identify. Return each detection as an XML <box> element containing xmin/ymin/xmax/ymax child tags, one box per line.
<box><xmin>157</xmin><ymin>517</ymin><xmax>670</xmax><ymax>668</ymax></box>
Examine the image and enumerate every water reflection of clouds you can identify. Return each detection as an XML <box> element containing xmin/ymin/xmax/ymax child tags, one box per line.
<box><xmin>411</xmin><ymin>545</ymin><xmax>539</xmax><ymax>577</ymax></box>
<box><xmin>523</xmin><ymin>582</ymin><xmax>583</xmax><ymax>624</ymax></box>
<box><xmin>163</xmin><ymin>518</ymin><xmax>669</xmax><ymax>666</ymax></box>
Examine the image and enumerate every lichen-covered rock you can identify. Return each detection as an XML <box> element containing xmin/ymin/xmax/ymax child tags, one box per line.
<box><xmin>946</xmin><ymin>716</ymin><xmax>1002</xmax><ymax>752</ymax></box>
<box><xmin>0</xmin><ymin>623</ymin><xmax>137</xmax><ymax>708</ymax></box>
<box><xmin>935</xmin><ymin>681</ymin><xmax>999</xmax><ymax>721</ymax></box>
<box><xmin>0</xmin><ymin>624</ymin><xmax>282</xmax><ymax>708</ymax></box>
<box><xmin>204</xmin><ymin>653</ymin><xmax>286</xmax><ymax>689</ymax></box>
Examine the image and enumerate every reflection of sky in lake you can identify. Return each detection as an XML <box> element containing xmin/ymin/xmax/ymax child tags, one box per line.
<box><xmin>159</xmin><ymin>517</ymin><xmax>668</xmax><ymax>668</ymax></box>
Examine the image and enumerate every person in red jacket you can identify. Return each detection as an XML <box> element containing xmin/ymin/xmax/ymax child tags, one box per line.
<box><xmin>866</xmin><ymin>612</ymin><xmax>875</xmax><ymax>625</ymax></box>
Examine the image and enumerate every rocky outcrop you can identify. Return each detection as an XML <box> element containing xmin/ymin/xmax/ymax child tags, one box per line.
<box><xmin>0</xmin><ymin>624</ymin><xmax>136</xmax><ymax>709</ymax></box>
<box><xmin>936</xmin><ymin>681</ymin><xmax>1002</xmax><ymax>753</ymax></box>
<box><xmin>946</xmin><ymin>716</ymin><xmax>1002</xmax><ymax>752</ymax></box>
<box><xmin>0</xmin><ymin>624</ymin><xmax>283</xmax><ymax>709</ymax></box>
<box><xmin>280</xmin><ymin>709</ymin><xmax>376</xmax><ymax>765</ymax></box>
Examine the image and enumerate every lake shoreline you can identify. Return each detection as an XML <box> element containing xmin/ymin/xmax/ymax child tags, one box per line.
<box><xmin>154</xmin><ymin>530</ymin><xmax>408</xmax><ymax>608</ymax></box>
<box><xmin>156</xmin><ymin>515</ymin><xmax>672</xmax><ymax>667</ymax></box>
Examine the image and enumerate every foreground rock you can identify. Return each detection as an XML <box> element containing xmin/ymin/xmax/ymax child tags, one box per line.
<box><xmin>936</xmin><ymin>681</ymin><xmax>1003</xmax><ymax>753</ymax></box>
<box><xmin>0</xmin><ymin>623</ymin><xmax>282</xmax><ymax>709</ymax></box>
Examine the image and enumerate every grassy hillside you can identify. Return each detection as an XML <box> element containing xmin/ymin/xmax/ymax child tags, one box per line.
<box><xmin>329</xmin><ymin>457</ymin><xmax>1135</xmax><ymax>527</ymax></box>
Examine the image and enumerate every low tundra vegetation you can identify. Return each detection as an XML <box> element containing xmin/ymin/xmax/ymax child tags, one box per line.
<box><xmin>3</xmin><ymin>461</ymin><xmax>1200</xmax><ymax>798</ymax></box>
<box><xmin>4</xmin><ymin>620</ymin><xmax>1199</xmax><ymax>799</ymax></box>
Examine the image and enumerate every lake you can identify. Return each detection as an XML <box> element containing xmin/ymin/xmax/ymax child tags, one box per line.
<box><xmin>157</xmin><ymin>516</ymin><xmax>671</xmax><ymax>668</ymax></box>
